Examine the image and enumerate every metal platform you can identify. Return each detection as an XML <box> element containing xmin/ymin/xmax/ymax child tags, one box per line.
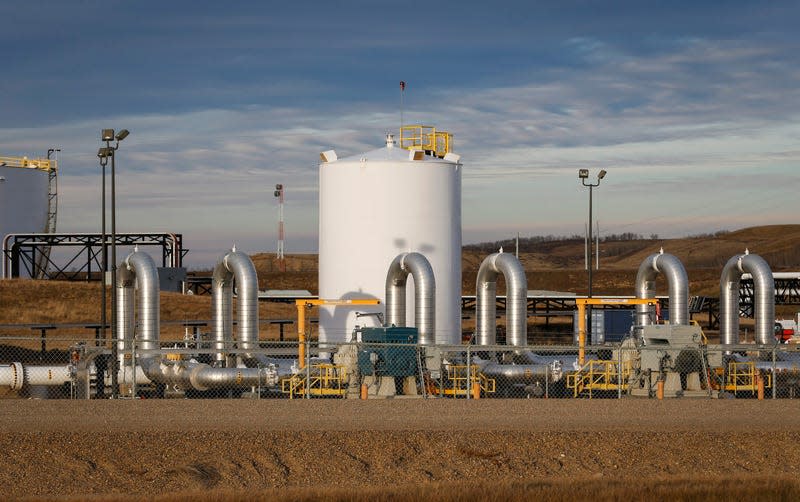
<box><xmin>2</xmin><ymin>232</ymin><xmax>185</xmax><ymax>280</ymax></box>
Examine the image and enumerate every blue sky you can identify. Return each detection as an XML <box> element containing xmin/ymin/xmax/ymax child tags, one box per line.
<box><xmin>1</xmin><ymin>1</ymin><xmax>798</xmax><ymax>266</ymax></box>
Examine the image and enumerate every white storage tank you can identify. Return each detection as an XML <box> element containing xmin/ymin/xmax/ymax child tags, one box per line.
<box><xmin>318</xmin><ymin>128</ymin><xmax>462</xmax><ymax>346</ymax></box>
<box><xmin>0</xmin><ymin>158</ymin><xmax>50</xmax><ymax>243</ymax></box>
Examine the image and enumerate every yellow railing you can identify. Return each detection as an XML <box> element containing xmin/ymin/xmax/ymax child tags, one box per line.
<box><xmin>0</xmin><ymin>156</ymin><xmax>56</xmax><ymax>172</ymax></box>
<box><xmin>719</xmin><ymin>361</ymin><xmax>771</xmax><ymax>394</ymax></box>
<box><xmin>399</xmin><ymin>125</ymin><xmax>453</xmax><ymax>158</ymax></box>
<box><xmin>280</xmin><ymin>363</ymin><xmax>348</xmax><ymax>399</ymax></box>
<box><xmin>439</xmin><ymin>364</ymin><xmax>496</xmax><ymax>397</ymax></box>
<box><xmin>567</xmin><ymin>359</ymin><xmax>633</xmax><ymax>398</ymax></box>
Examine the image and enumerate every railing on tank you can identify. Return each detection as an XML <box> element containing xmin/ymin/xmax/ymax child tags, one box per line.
<box><xmin>399</xmin><ymin>125</ymin><xmax>453</xmax><ymax>158</ymax></box>
<box><xmin>0</xmin><ymin>156</ymin><xmax>56</xmax><ymax>172</ymax></box>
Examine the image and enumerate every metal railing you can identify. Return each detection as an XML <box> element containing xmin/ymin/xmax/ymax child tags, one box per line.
<box><xmin>0</xmin><ymin>156</ymin><xmax>56</xmax><ymax>172</ymax></box>
<box><xmin>399</xmin><ymin>125</ymin><xmax>453</xmax><ymax>158</ymax></box>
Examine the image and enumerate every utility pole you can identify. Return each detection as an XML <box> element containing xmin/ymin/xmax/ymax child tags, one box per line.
<box><xmin>274</xmin><ymin>184</ymin><xmax>285</xmax><ymax>272</ymax></box>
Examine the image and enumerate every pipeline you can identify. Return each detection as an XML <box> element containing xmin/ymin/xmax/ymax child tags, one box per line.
<box><xmin>117</xmin><ymin>249</ymin><xmax>284</xmax><ymax>392</ymax></box>
<box><xmin>385</xmin><ymin>252</ymin><xmax>436</xmax><ymax>345</ymax></box>
<box><xmin>720</xmin><ymin>251</ymin><xmax>775</xmax><ymax>346</ymax></box>
<box><xmin>635</xmin><ymin>250</ymin><xmax>689</xmax><ymax>326</ymax></box>
<box><xmin>475</xmin><ymin>252</ymin><xmax>528</xmax><ymax>346</ymax></box>
<box><xmin>212</xmin><ymin>247</ymin><xmax>260</xmax><ymax>365</ymax></box>
<box><xmin>0</xmin><ymin>362</ymin><xmax>70</xmax><ymax>389</ymax></box>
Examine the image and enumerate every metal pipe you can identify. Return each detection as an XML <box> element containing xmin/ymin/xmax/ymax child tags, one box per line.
<box><xmin>212</xmin><ymin>248</ymin><xmax>260</xmax><ymax>364</ymax></box>
<box><xmin>385</xmin><ymin>252</ymin><xmax>436</xmax><ymax>345</ymax></box>
<box><xmin>0</xmin><ymin>363</ymin><xmax>70</xmax><ymax>388</ymax></box>
<box><xmin>635</xmin><ymin>250</ymin><xmax>689</xmax><ymax>326</ymax></box>
<box><xmin>475</xmin><ymin>252</ymin><xmax>528</xmax><ymax>346</ymax></box>
<box><xmin>720</xmin><ymin>252</ymin><xmax>775</xmax><ymax>346</ymax></box>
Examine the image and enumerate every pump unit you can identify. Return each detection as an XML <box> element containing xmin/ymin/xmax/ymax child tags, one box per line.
<box><xmin>357</xmin><ymin>327</ymin><xmax>419</xmax><ymax>377</ymax></box>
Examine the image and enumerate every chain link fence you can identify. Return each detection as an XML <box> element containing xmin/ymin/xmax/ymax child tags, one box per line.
<box><xmin>2</xmin><ymin>326</ymin><xmax>800</xmax><ymax>400</ymax></box>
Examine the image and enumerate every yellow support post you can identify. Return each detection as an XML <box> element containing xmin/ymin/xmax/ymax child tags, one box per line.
<box><xmin>295</xmin><ymin>298</ymin><xmax>381</xmax><ymax>369</ymax></box>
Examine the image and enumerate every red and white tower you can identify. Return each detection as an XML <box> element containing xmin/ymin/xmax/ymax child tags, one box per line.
<box><xmin>273</xmin><ymin>183</ymin><xmax>285</xmax><ymax>272</ymax></box>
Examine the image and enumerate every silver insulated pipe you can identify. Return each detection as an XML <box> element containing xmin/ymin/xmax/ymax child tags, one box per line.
<box><xmin>212</xmin><ymin>248</ymin><xmax>259</xmax><ymax>364</ymax></box>
<box><xmin>476</xmin><ymin>252</ymin><xmax>528</xmax><ymax>346</ymax></box>
<box><xmin>117</xmin><ymin>250</ymin><xmax>161</xmax><ymax>369</ymax></box>
<box><xmin>635</xmin><ymin>250</ymin><xmax>689</xmax><ymax>326</ymax></box>
<box><xmin>117</xmin><ymin>249</ymin><xmax>285</xmax><ymax>391</ymax></box>
<box><xmin>385</xmin><ymin>252</ymin><xmax>436</xmax><ymax>345</ymax></box>
<box><xmin>720</xmin><ymin>251</ymin><xmax>775</xmax><ymax>346</ymax></box>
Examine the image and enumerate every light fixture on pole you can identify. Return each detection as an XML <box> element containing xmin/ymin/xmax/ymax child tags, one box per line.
<box><xmin>578</xmin><ymin>168</ymin><xmax>607</xmax><ymax>342</ymax></box>
<box><xmin>99</xmin><ymin>128</ymin><xmax>130</xmax><ymax>399</ymax></box>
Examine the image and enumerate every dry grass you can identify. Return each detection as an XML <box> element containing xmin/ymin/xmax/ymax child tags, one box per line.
<box><xmin>2</xmin><ymin>224</ymin><xmax>799</xmax><ymax>345</ymax></box>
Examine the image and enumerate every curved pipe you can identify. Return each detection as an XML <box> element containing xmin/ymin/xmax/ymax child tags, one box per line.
<box><xmin>115</xmin><ymin>249</ymin><xmax>287</xmax><ymax>391</ymax></box>
<box><xmin>475</xmin><ymin>253</ymin><xmax>528</xmax><ymax>346</ymax></box>
<box><xmin>212</xmin><ymin>249</ymin><xmax>259</xmax><ymax>364</ymax></box>
<box><xmin>635</xmin><ymin>251</ymin><xmax>689</xmax><ymax>326</ymax></box>
<box><xmin>385</xmin><ymin>252</ymin><xmax>436</xmax><ymax>345</ymax></box>
<box><xmin>117</xmin><ymin>250</ymin><xmax>161</xmax><ymax>372</ymax></box>
<box><xmin>720</xmin><ymin>252</ymin><xmax>775</xmax><ymax>346</ymax></box>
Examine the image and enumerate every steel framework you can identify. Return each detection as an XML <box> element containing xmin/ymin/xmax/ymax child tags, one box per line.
<box><xmin>2</xmin><ymin>232</ymin><xmax>185</xmax><ymax>280</ymax></box>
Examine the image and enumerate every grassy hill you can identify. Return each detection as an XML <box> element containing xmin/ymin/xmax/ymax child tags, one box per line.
<box><xmin>2</xmin><ymin>225</ymin><xmax>799</xmax><ymax>330</ymax></box>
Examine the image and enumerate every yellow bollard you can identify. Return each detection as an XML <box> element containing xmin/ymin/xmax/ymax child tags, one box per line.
<box><xmin>471</xmin><ymin>381</ymin><xmax>481</xmax><ymax>400</ymax></box>
<box><xmin>656</xmin><ymin>379</ymin><xmax>664</xmax><ymax>400</ymax></box>
<box><xmin>757</xmin><ymin>374</ymin><xmax>765</xmax><ymax>400</ymax></box>
<box><xmin>360</xmin><ymin>383</ymin><xmax>368</xmax><ymax>400</ymax></box>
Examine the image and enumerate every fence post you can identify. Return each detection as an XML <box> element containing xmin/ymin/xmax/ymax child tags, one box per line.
<box><xmin>466</xmin><ymin>345</ymin><xmax>471</xmax><ymax>401</ymax></box>
<box><xmin>772</xmin><ymin>346</ymin><xmax>777</xmax><ymax>400</ymax></box>
<box><xmin>131</xmin><ymin>339</ymin><xmax>136</xmax><ymax>400</ymax></box>
<box><xmin>617</xmin><ymin>344</ymin><xmax>623</xmax><ymax>400</ymax></box>
<box><xmin>305</xmin><ymin>339</ymin><xmax>311</xmax><ymax>400</ymax></box>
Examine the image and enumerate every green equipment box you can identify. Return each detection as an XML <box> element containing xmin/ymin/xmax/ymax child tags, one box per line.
<box><xmin>357</xmin><ymin>326</ymin><xmax>419</xmax><ymax>377</ymax></box>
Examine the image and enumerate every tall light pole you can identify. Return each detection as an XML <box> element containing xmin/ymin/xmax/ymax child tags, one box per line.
<box><xmin>97</xmin><ymin>147</ymin><xmax>109</xmax><ymax>398</ymax></box>
<box><xmin>98</xmin><ymin>128</ymin><xmax>129</xmax><ymax>398</ymax></box>
<box><xmin>274</xmin><ymin>184</ymin><xmax>285</xmax><ymax>272</ymax></box>
<box><xmin>578</xmin><ymin>168</ymin><xmax>606</xmax><ymax>342</ymax></box>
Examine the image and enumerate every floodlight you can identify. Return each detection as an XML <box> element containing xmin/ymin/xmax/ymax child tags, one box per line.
<box><xmin>598</xmin><ymin>170</ymin><xmax>607</xmax><ymax>180</ymax></box>
<box><xmin>115</xmin><ymin>129</ymin><xmax>130</xmax><ymax>141</ymax></box>
<box><xmin>102</xmin><ymin>129</ymin><xmax>115</xmax><ymax>141</ymax></box>
<box><xmin>578</xmin><ymin>169</ymin><xmax>589</xmax><ymax>179</ymax></box>
<box><xmin>97</xmin><ymin>147</ymin><xmax>113</xmax><ymax>158</ymax></box>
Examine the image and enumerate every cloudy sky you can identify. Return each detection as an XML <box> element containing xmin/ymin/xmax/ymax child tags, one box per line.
<box><xmin>1</xmin><ymin>1</ymin><xmax>798</xmax><ymax>266</ymax></box>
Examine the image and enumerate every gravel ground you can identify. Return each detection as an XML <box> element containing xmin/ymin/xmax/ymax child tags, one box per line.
<box><xmin>2</xmin><ymin>399</ymin><xmax>800</xmax><ymax>500</ymax></box>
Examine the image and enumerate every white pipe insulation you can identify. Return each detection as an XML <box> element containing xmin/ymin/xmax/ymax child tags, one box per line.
<box><xmin>385</xmin><ymin>252</ymin><xmax>436</xmax><ymax>345</ymax></box>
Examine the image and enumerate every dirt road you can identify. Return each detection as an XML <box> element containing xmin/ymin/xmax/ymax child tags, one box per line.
<box><xmin>2</xmin><ymin>400</ymin><xmax>799</xmax><ymax>501</ymax></box>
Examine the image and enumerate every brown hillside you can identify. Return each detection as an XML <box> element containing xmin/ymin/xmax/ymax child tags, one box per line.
<box><xmin>2</xmin><ymin>225</ymin><xmax>799</xmax><ymax>331</ymax></box>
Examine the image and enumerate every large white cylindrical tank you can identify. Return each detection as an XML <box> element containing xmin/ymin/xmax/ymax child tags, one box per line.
<box><xmin>318</xmin><ymin>135</ymin><xmax>462</xmax><ymax>345</ymax></box>
<box><xmin>0</xmin><ymin>165</ymin><xmax>49</xmax><ymax>240</ymax></box>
